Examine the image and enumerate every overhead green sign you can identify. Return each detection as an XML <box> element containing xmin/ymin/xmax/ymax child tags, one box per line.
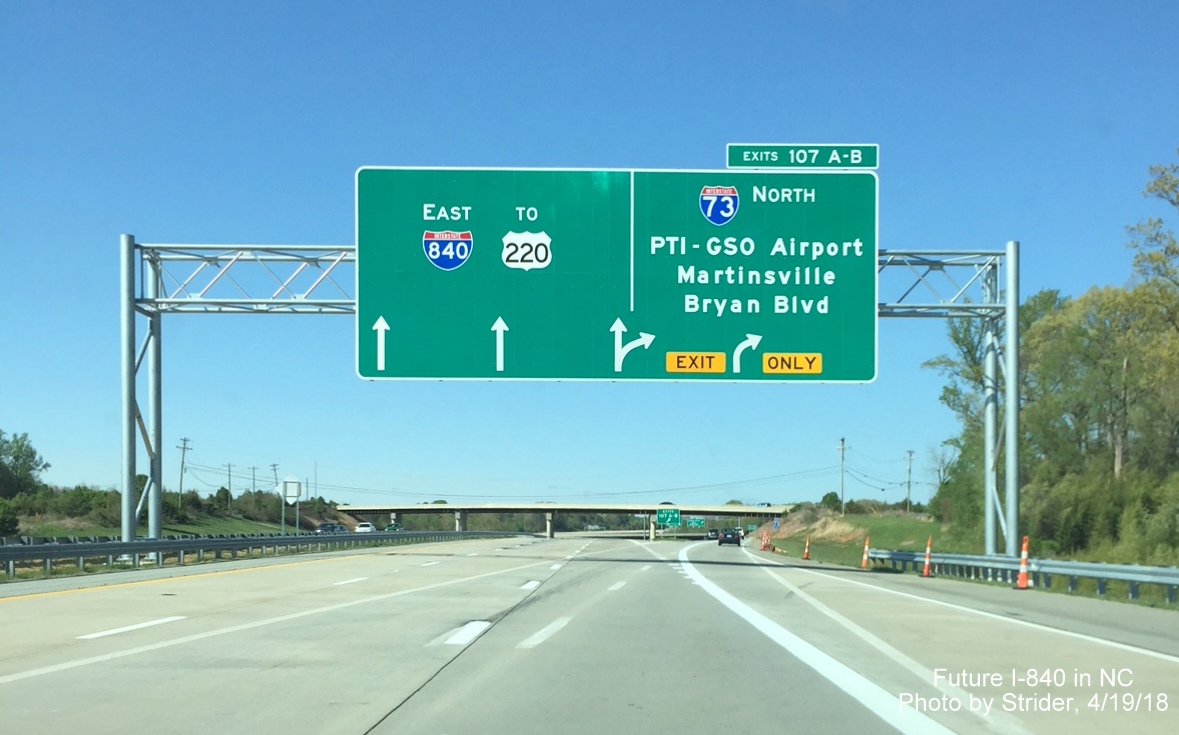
<box><xmin>656</xmin><ymin>508</ymin><xmax>681</xmax><ymax>527</ymax></box>
<box><xmin>686</xmin><ymin>517</ymin><xmax>705</xmax><ymax>529</ymax></box>
<box><xmin>727</xmin><ymin>144</ymin><xmax>879</xmax><ymax>170</ymax></box>
<box><xmin>356</xmin><ymin>167</ymin><xmax>877</xmax><ymax>382</ymax></box>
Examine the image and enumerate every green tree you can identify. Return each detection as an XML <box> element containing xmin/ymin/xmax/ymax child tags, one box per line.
<box><xmin>0</xmin><ymin>430</ymin><xmax>50</xmax><ymax>499</ymax></box>
<box><xmin>818</xmin><ymin>491</ymin><xmax>841</xmax><ymax>513</ymax></box>
<box><xmin>0</xmin><ymin>499</ymin><xmax>19</xmax><ymax>535</ymax></box>
<box><xmin>1129</xmin><ymin>150</ymin><xmax>1179</xmax><ymax>306</ymax></box>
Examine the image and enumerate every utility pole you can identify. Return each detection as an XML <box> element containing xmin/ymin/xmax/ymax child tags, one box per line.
<box><xmin>839</xmin><ymin>437</ymin><xmax>846</xmax><ymax>515</ymax></box>
<box><xmin>906</xmin><ymin>450</ymin><xmax>914</xmax><ymax>514</ymax></box>
<box><xmin>176</xmin><ymin>438</ymin><xmax>191</xmax><ymax>512</ymax></box>
<box><xmin>225</xmin><ymin>463</ymin><xmax>232</xmax><ymax>512</ymax></box>
<box><xmin>270</xmin><ymin>463</ymin><xmax>279</xmax><ymax>486</ymax></box>
<box><xmin>249</xmin><ymin>466</ymin><xmax>258</xmax><ymax>492</ymax></box>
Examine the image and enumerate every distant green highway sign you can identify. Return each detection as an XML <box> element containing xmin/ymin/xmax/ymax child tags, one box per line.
<box><xmin>656</xmin><ymin>508</ymin><xmax>682</xmax><ymax>527</ymax></box>
<box><xmin>686</xmin><ymin>517</ymin><xmax>705</xmax><ymax>529</ymax></box>
<box><xmin>356</xmin><ymin>167</ymin><xmax>877</xmax><ymax>382</ymax></box>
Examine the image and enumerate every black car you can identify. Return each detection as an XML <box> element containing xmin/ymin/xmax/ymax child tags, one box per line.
<box><xmin>315</xmin><ymin>522</ymin><xmax>345</xmax><ymax>534</ymax></box>
<box><xmin>718</xmin><ymin>528</ymin><xmax>741</xmax><ymax>546</ymax></box>
<box><xmin>706</xmin><ymin>528</ymin><xmax>719</xmax><ymax>540</ymax></box>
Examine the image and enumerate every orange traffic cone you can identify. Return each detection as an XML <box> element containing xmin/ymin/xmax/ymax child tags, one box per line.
<box><xmin>802</xmin><ymin>537</ymin><xmax>811</xmax><ymax>560</ymax></box>
<box><xmin>922</xmin><ymin>535</ymin><xmax>933</xmax><ymax>578</ymax></box>
<box><xmin>860</xmin><ymin>536</ymin><xmax>870</xmax><ymax>569</ymax></box>
<box><xmin>1016</xmin><ymin>535</ymin><xmax>1030</xmax><ymax>589</ymax></box>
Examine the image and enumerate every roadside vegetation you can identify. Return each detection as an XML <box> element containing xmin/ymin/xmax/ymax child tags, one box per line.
<box><xmin>0</xmin><ymin>435</ymin><xmax>342</xmax><ymax>538</ymax></box>
<box><xmin>924</xmin><ymin>152</ymin><xmax>1179</xmax><ymax>567</ymax></box>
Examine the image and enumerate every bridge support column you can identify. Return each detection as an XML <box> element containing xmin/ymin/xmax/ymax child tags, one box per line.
<box><xmin>649</xmin><ymin>516</ymin><xmax>656</xmax><ymax>541</ymax></box>
<box><xmin>390</xmin><ymin>511</ymin><xmax>401</xmax><ymax>526</ymax></box>
<box><xmin>454</xmin><ymin>510</ymin><xmax>466</xmax><ymax>532</ymax></box>
<box><xmin>545</xmin><ymin>512</ymin><xmax>555</xmax><ymax>539</ymax></box>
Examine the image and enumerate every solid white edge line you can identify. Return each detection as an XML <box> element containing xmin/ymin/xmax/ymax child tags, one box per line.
<box><xmin>608</xmin><ymin>581</ymin><xmax>626</xmax><ymax>591</ymax></box>
<box><xmin>77</xmin><ymin>616</ymin><xmax>186</xmax><ymax>640</ymax></box>
<box><xmin>333</xmin><ymin>577</ymin><xmax>367</xmax><ymax>586</ymax></box>
<box><xmin>740</xmin><ymin>549</ymin><xmax>1031</xmax><ymax>735</ymax></box>
<box><xmin>517</xmin><ymin>617</ymin><xmax>572</xmax><ymax>649</ymax></box>
<box><xmin>521</xmin><ymin>580</ymin><xmax>541</xmax><ymax>590</ymax></box>
<box><xmin>790</xmin><ymin>561</ymin><xmax>1179</xmax><ymax>665</ymax></box>
<box><xmin>678</xmin><ymin>544</ymin><xmax>954</xmax><ymax>735</ymax></box>
<box><xmin>444</xmin><ymin>621</ymin><xmax>492</xmax><ymax>646</ymax></box>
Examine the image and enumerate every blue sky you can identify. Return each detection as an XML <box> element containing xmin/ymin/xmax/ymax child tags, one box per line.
<box><xmin>2</xmin><ymin>1</ymin><xmax>1176</xmax><ymax>508</ymax></box>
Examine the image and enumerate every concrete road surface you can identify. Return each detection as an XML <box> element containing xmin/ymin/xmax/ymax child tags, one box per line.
<box><xmin>0</xmin><ymin>536</ymin><xmax>1175</xmax><ymax>734</ymax></box>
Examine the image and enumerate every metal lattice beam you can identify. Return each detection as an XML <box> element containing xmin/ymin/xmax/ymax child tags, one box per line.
<box><xmin>139</xmin><ymin>244</ymin><xmax>356</xmax><ymax>314</ymax></box>
<box><xmin>121</xmin><ymin>237</ymin><xmax>1021</xmax><ymax>556</ymax></box>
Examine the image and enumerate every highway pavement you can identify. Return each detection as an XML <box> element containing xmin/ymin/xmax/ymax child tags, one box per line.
<box><xmin>0</xmin><ymin>535</ymin><xmax>1175</xmax><ymax>734</ymax></box>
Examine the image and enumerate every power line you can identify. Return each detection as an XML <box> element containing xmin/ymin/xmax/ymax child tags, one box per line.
<box><xmin>844</xmin><ymin>462</ymin><xmax>904</xmax><ymax>485</ymax></box>
<box><xmin>845</xmin><ymin>466</ymin><xmax>906</xmax><ymax>487</ymax></box>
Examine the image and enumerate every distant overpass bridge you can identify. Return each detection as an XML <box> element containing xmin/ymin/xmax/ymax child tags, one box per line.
<box><xmin>336</xmin><ymin>502</ymin><xmax>789</xmax><ymax>540</ymax></box>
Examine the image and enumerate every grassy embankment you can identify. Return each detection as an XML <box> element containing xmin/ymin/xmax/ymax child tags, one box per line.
<box><xmin>17</xmin><ymin>516</ymin><xmax>312</xmax><ymax>539</ymax></box>
<box><xmin>753</xmin><ymin>508</ymin><xmax>977</xmax><ymax>568</ymax></box>
<box><xmin>757</xmin><ymin>508</ymin><xmax>1176</xmax><ymax>608</ymax></box>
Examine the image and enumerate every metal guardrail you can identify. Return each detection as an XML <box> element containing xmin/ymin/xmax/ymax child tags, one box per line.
<box><xmin>867</xmin><ymin>548</ymin><xmax>1179</xmax><ymax>604</ymax></box>
<box><xmin>0</xmin><ymin>530</ymin><xmax>535</xmax><ymax>579</ymax></box>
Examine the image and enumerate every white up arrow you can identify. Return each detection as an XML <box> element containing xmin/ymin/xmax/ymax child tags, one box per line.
<box><xmin>372</xmin><ymin>316</ymin><xmax>390</xmax><ymax>372</ymax></box>
<box><xmin>491</xmin><ymin>317</ymin><xmax>508</xmax><ymax>372</ymax></box>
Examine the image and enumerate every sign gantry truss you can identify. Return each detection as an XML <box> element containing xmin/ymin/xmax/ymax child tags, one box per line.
<box><xmin>121</xmin><ymin>236</ymin><xmax>1019</xmax><ymax>556</ymax></box>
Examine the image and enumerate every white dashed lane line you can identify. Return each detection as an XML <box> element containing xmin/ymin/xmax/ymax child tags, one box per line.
<box><xmin>420</xmin><ymin>561</ymin><xmax>439</xmax><ymax>567</ymax></box>
<box><xmin>520</xmin><ymin>580</ymin><xmax>541</xmax><ymax>590</ymax></box>
<box><xmin>517</xmin><ymin>617</ymin><xmax>572</xmax><ymax>649</ymax></box>
<box><xmin>77</xmin><ymin>616</ymin><xmax>186</xmax><ymax>640</ymax></box>
<box><xmin>443</xmin><ymin>621</ymin><xmax>492</xmax><ymax>646</ymax></box>
<box><xmin>608</xmin><ymin>581</ymin><xmax>626</xmax><ymax>591</ymax></box>
<box><xmin>333</xmin><ymin>577</ymin><xmax>367</xmax><ymax>586</ymax></box>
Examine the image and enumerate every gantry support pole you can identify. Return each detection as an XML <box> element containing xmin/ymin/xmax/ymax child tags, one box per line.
<box><xmin>120</xmin><ymin>234</ymin><xmax>137</xmax><ymax>542</ymax></box>
<box><xmin>147</xmin><ymin>252</ymin><xmax>163</xmax><ymax>539</ymax></box>
<box><xmin>1004</xmin><ymin>241</ymin><xmax>1021</xmax><ymax>557</ymax></box>
<box><xmin>983</xmin><ymin>264</ymin><xmax>998</xmax><ymax>556</ymax></box>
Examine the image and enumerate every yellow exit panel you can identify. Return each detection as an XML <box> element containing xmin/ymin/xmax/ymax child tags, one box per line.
<box><xmin>763</xmin><ymin>353</ymin><xmax>823</xmax><ymax>374</ymax></box>
<box><xmin>665</xmin><ymin>352</ymin><xmax>726</xmax><ymax>373</ymax></box>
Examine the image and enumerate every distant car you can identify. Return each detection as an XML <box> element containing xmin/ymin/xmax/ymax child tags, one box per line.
<box><xmin>737</xmin><ymin>527</ymin><xmax>746</xmax><ymax>538</ymax></box>
<box><xmin>315</xmin><ymin>522</ymin><xmax>344</xmax><ymax>534</ymax></box>
<box><xmin>384</xmin><ymin>523</ymin><xmax>404</xmax><ymax>532</ymax></box>
<box><xmin>718</xmin><ymin>529</ymin><xmax>741</xmax><ymax>546</ymax></box>
<box><xmin>756</xmin><ymin>502</ymin><xmax>772</xmax><ymax>507</ymax></box>
<box><xmin>706</xmin><ymin>529</ymin><xmax>719</xmax><ymax>540</ymax></box>
<box><xmin>658</xmin><ymin>501</ymin><xmax>675</xmax><ymax>505</ymax></box>
<box><xmin>354</xmin><ymin>522</ymin><xmax>376</xmax><ymax>533</ymax></box>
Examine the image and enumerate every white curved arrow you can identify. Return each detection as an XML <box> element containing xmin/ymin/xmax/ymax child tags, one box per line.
<box><xmin>732</xmin><ymin>333</ymin><xmax>763</xmax><ymax>374</ymax></box>
<box><xmin>610</xmin><ymin>318</ymin><xmax>655</xmax><ymax>372</ymax></box>
<box><xmin>491</xmin><ymin>317</ymin><xmax>508</xmax><ymax>372</ymax></box>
